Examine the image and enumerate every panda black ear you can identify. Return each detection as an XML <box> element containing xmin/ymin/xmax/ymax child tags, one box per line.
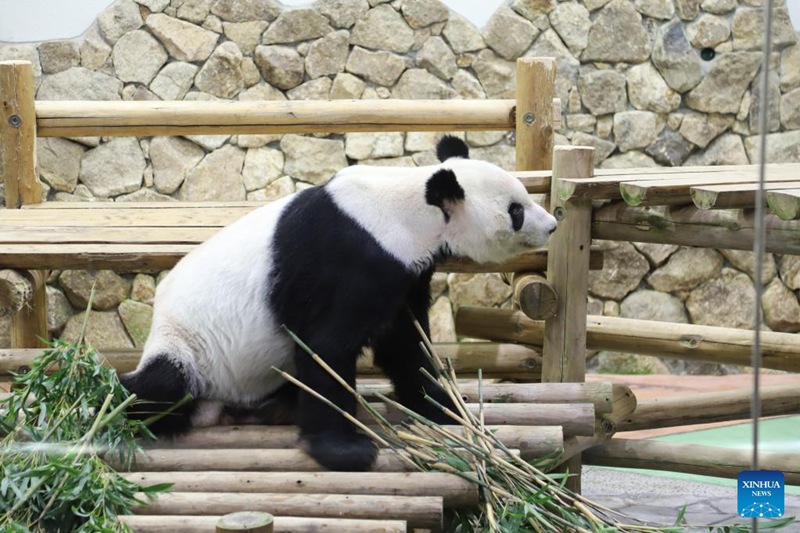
<box><xmin>426</xmin><ymin>169</ymin><xmax>465</xmax><ymax>220</ymax></box>
<box><xmin>436</xmin><ymin>135</ymin><xmax>470</xmax><ymax>162</ymax></box>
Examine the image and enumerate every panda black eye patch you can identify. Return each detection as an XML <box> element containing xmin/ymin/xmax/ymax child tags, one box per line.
<box><xmin>509</xmin><ymin>202</ymin><xmax>524</xmax><ymax>231</ymax></box>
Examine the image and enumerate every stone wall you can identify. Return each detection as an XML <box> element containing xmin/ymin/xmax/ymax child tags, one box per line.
<box><xmin>1</xmin><ymin>0</ymin><xmax>799</xmax><ymax>374</ymax></box>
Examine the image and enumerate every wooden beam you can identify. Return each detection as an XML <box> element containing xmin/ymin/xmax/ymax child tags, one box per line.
<box><xmin>120</xmin><ymin>515</ymin><xmax>407</xmax><ymax>533</ymax></box>
<box><xmin>516</xmin><ymin>57</ymin><xmax>555</xmax><ymax>172</ymax></box>
<box><xmin>455</xmin><ymin>307</ymin><xmax>800</xmax><ymax>372</ymax></box>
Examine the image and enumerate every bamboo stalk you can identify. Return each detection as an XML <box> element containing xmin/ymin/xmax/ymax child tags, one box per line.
<box><xmin>122</xmin><ymin>471</ymin><xmax>478</xmax><ymax>508</ymax></box>
<box><xmin>455</xmin><ymin>307</ymin><xmax>800</xmax><ymax>372</ymax></box>
<box><xmin>584</xmin><ymin>439</ymin><xmax>800</xmax><ymax>485</ymax></box>
<box><xmin>130</xmin><ymin>492</ymin><xmax>442</xmax><ymax>530</ymax></box>
<box><xmin>616</xmin><ymin>384</ymin><xmax>800</xmax><ymax>431</ymax></box>
<box><xmin>119</xmin><ymin>515</ymin><xmax>407</xmax><ymax>533</ymax></box>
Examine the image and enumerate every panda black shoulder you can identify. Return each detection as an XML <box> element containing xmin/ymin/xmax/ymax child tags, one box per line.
<box><xmin>436</xmin><ymin>135</ymin><xmax>469</xmax><ymax>162</ymax></box>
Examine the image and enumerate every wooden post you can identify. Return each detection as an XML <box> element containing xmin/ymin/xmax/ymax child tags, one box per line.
<box><xmin>0</xmin><ymin>61</ymin><xmax>48</xmax><ymax>348</ymax></box>
<box><xmin>515</xmin><ymin>57</ymin><xmax>555</xmax><ymax>171</ymax></box>
<box><xmin>217</xmin><ymin>512</ymin><xmax>274</xmax><ymax>533</ymax></box>
<box><xmin>542</xmin><ymin>145</ymin><xmax>594</xmax><ymax>492</ymax></box>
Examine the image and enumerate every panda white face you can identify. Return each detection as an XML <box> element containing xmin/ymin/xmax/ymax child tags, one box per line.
<box><xmin>438</xmin><ymin>157</ymin><xmax>557</xmax><ymax>264</ymax></box>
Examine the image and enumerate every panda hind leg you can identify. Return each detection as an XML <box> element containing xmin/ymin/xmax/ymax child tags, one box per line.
<box><xmin>222</xmin><ymin>381</ymin><xmax>299</xmax><ymax>425</ymax></box>
<box><xmin>118</xmin><ymin>353</ymin><xmax>197</xmax><ymax>438</ymax></box>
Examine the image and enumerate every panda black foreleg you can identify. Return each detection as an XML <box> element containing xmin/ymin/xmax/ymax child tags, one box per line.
<box><xmin>294</xmin><ymin>342</ymin><xmax>377</xmax><ymax>471</ymax></box>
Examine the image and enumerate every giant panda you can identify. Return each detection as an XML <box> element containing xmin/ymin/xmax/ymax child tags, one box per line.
<box><xmin>120</xmin><ymin>136</ymin><xmax>557</xmax><ymax>471</ymax></box>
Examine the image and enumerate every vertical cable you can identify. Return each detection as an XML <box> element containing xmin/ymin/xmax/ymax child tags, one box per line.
<box><xmin>751</xmin><ymin>1</ymin><xmax>775</xmax><ymax>531</ymax></box>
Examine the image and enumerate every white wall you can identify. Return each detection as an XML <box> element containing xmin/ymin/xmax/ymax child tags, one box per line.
<box><xmin>0</xmin><ymin>0</ymin><xmax>798</xmax><ymax>43</ymax></box>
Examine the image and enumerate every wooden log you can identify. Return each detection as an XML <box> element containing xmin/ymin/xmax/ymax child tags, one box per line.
<box><xmin>593</xmin><ymin>202</ymin><xmax>800</xmax><ymax>255</ymax></box>
<box><xmin>120</xmin><ymin>515</ymin><xmax>407</xmax><ymax>533</ymax></box>
<box><xmin>767</xmin><ymin>188</ymin><xmax>800</xmax><ymax>220</ymax></box>
<box><xmin>0</xmin><ymin>269</ymin><xmax>33</xmax><ymax>317</ymax></box>
<box><xmin>0</xmin><ymin>342</ymin><xmax>543</xmax><ymax>379</ymax></box>
<box><xmin>159</xmin><ymin>425</ymin><xmax>564</xmax><ymax>458</ymax></box>
<box><xmin>0</xmin><ymin>61</ymin><xmax>48</xmax><ymax>349</ymax></box>
<box><xmin>216</xmin><ymin>512</ymin><xmax>273</xmax><ymax>533</ymax></box>
<box><xmin>617</xmin><ymin>384</ymin><xmax>800</xmax><ymax>431</ymax></box>
<box><xmin>34</xmin><ymin>98</ymin><xmax>560</xmax><ymax>137</ymax></box>
<box><xmin>122</xmin><ymin>471</ymin><xmax>479</xmax><ymax>508</ymax></box>
<box><xmin>515</xmin><ymin>57</ymin><xmax>555</xmax><ymax>172</ymax></box>
<box><xmin>455</xmin><ymin>307</ymin><xmax>800</xmax><ymax>372</ymax></box>
<box><xmin>512</xmin><ymin>273</ymin><xmax>558</xmax><ymax>320</ymax></box>
<box><xmin>584</xmin><ymin>439</ymin><xmax>800</xmax><ymax>485</ymax></box>
<box><xmin>691</xmin><ymin>181</ymin><xmax>800</xmax><ymax>210</ymax></box>
<box><xmin>131</xmin><ymin>492</ymin><xmax>442</xmax><ymax>530</ymax></box>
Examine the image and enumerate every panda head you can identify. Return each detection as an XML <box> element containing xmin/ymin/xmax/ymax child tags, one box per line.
<box><xmin>427</xmin><ymin>135</ymin><xmax>557</xmax><ymax>264</ymax></box>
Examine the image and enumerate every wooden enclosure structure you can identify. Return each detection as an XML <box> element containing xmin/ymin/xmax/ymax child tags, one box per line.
<box><xmin>2</xmin><ymin>55</ymin><xmax>800</xmax><ymax>530</ymax></box>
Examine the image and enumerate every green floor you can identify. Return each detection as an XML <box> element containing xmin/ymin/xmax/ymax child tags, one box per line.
<box><xmin>609</xmin><ymin>415</ymin><xmax>800</xmax><ymax>495</ymax></box>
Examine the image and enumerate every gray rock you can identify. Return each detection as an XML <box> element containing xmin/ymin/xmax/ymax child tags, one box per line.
<box><xmin>80</xmin><ymin>138</ymin><xmax>145</xmax><ymax>197</ymax></box>
<box><xmin>242</xmin><ymin>146</ymin><xmax>284</xmax><ymax>191</ymax></box>
<box><xmin>131</xmin><ymin>273</ymin><xmax>156</xmax><ymax>302</ymax></box>
<box><xmin>511</xmin><ymin>0</ymin><xmax>556</xmax><ymax>19</ymax></box>
<box><xmin>209</xmin><ymin>0</ymin><xmax>281</xmax><ymax>22</ymax></box>
<box><xmin>634</xmin><ymin>0</ymin><xmax>673</xmax><ymax>19</ymax></box>
<box><xmin>400</xmin><ymin>0</ymin><xmax>448</xmax><ymax>29</ymax></box>
<box><xmin>579</xmin><ymin>69</ymin><xmax>627</xmax><ymax>116</ymax></box>
<box><xmin>685</xmin><ymin>52</ymin><xmax>762</xmax><ymax>114</ymax></box>
<box><xmin>37</xmin><ymin>138</ymin><xmax>85</xmax><ymax>193</ymax></box>
<box><xmin>451</xmin><ymin>69</ymin><xmax>486</xmax><ymax>99</ymax></box>
<box><xmin>780</xmin><ymin>43</ymin><xmax>800</xmax><ymax>91</ymax></box>
<box><xmin>588</xmin><ymin>241</ymin><xmax>650</xmax><ymax>300</ymax></box>
<box><xmin>570</xmin><ymin>132</ymin><xmax>616</xmax><ymax>165</ymax></box>
<box><xmin>685</xmin><ymin>133</ymin><xmax>749</xmax><ymax>166</ymax></box>
<box><xmin>80</xmin><ymin>25</ymin><xmax>113</xmax><ymax>71</ymax></box>
<box><xmin>645</xmin><ymin>128</ymin><xmax>694</xmax><ymax>166</ymax></box>
<box><xmin>247</xmin><ymin>175</ymin><xmax>295</xmax><ymax>201</ymax></box>
<box><xmin>330</xmin><ymin>72</ymin><xmax>366</xmax><ymax>99</ymax></box>
<box><xmin>263</xmin><ymin>8</ymin><xmax>333</xmax><ymax>44</ymax></box>
<box><xmin>241</xmin><ymin>57</ymin><xmax>261</xmax><ymax>87</ymax></box>
<box><xmin>592</xmin><ymin>352</ymin><xmax>671</xmax><ymax>375</ymax></box>
<box><xmin>447</xmin><ymin>273</ymin><xmax>511</xmax><ymax>311</ymax></box>
<box><xmin>97</xmin><ymin>0</ymin><xmax>143</xmax><ymax>44</ymax></box>
<box><xmin>180</xmin><ymin>145</ymin><xmax>246</xmax><ymax>200</ymax></box>
<box><xmin>472</xmin><ymin>49</ymin><xmax>515</xmax><ymax>99</ymax></box>
<box><xmin>470</xmin><ymin>145</ymin><xmax>515</xmax><ymax>171</ymax></box>
<box><xmin>392</xmin><ymin>68</ymin><xmax>455</xmax><ymax>99</ymax></box>
<box><xmin>679</xmin><ymin>112</ymin><xmax>733</xmax><ymax>149</ymax></box>
<box><xmin>37</xmin><ymin>67</ymin><xmax>122</xmax><ymax>101</ymax></box>
<box><xmin>549</xmin><ymin>2</ymin><xmax>590</xmax><ymax>54</ymax></box>
<box><xmin>779</xmin><ymin>255</ymin><xmax>800</xmax><ymax>290</ymax></box>
<box><xmin>749</xmin><ymin>69</ymin><xmax>782</xmax><ymax>133</ymax></box>
<box><xmin>761</xmin><ymin>279</ymin><xmax>800</xmax><ymax>333</ymax></box>
<box><xmin>351</xmin><ymin>5</ymin><xmax>415</xmax><ymax>53</ymax></box>
<box><xmin>632</xmin><ymin>242</ymin><xmax>678</xmax><ymax>266</ymax></box>
<box><xmin>675</xmin><ymin>0</ymin><xmax>701</xmax><ymax>20</ymax></box>
<box><xmin>720</xmin><ymin>249</ymin><xmax>776</xmax><ymax>285</ymax></box>
<box><xmin>134</xmin><ymin>0</ymin><xmax>170</xmax><ymax>11</ymax></box>
<box><xmin>177</xmin><ymin>0</ymin><xmax>215</xmax><ymax>23</ymax></box>
<box><xmin>238</xmin><ymin>81</ymin><xmax>286</xmax><ymax>101</ymax></box>
<box><xmin>567</xmin><ymin>114</ymin><xmax>597</xmax><ymax>133</ymax></box>
<box><xmin>466</xmin><ymin>131</ymin><xmax>505</xmax><ymax>147</ymax></box>
<box><xmin>686</xmin><ymin>13</ymin><xmax>731</xmax><ymax>48</ymax></box>
<box><xmin>647</xmin><ymin>247</ymin><xmax>724</xmax><ymax>292</ymax></box>
<box><xmin>442</xmin><ymin>13</ymin><xmax>485</xmax><ymax>54</ymax></box>
<box><xmin>222</xmin><ymin>21</ymin><xmax>268</xmax><ymax>55</ymax></box>
<box><xmin>582</xmin><ymin>0</ymin><xmax>649</xmax><ymax>63</ymax></box>
<box><xmin>287</xmin><ymin>77</ymin><xmax>333</xmax><ymax>99</ymax></box>
<box><xmin>149</xmin><ymin>61</ymin><xmax>198</xmax><ymax>100</ymax></box>
<box><xmin>483</xmin><ymin>6</ymin><xmax>538</xmax><ymax>61</ymax></box>
<box><xmin>146</xmin><ymin>13</ymin><xmax>219</xmax><ymax>62</ymax></box>
<box><xmin>46</xmin><ymin>286</ymin><xmax>74</xmax><ymax>334</ymax></box>
<box><xmin>701</xmin><ymin>0</ymin><xmax>735</xmax><ymax>14</ymax></box>
<box><xmin>118</xmin><ymin>299</ymin><xmax>153</xmax><ymax>347</ymax></box>
<box><xmin>527</xmin><ymin>29</ymin><xmax>581</xmax><ymax>106</ymax></box>
<box><xmin>116</xmin><ymin>189</ymin><xmax>175</xmax><ymax>202</ymax></box>
<box><xmin>59</xmin><ymin>270</ymin><xmax>131</xmax><ymax>310</ymax></box>
<box><xmin>686</xmin><ymin>268</ymin><xmax>755</xmax><ymax>328</ymax></box>
<box><xmin>613</xmin><ymin>111</ymin><xmax>660</xmax><ymax>153</ymax></box>
<box><xmin>626</xmin><ymin>63</ymin><xmax>681</xmax><ymax>113</ymax></box>
<box><xmin>744</xmin><ymin>130</ymin><xmax>800</xmax><ymax>163</ymax></box>
<box><xmin>61</xmin><ymin>311</ymin><xmax>134</xmax><ymax>349</ymax></box>
<box><xmin>417</xmin><ymin>36</ymin><xmax>457</xmax><ymax>80</ymax></box>
<box><xmin>281</xmin><ymin>135</ymin><xmax>346</xmax><ymax>185</ymax></box>
<box><xmin>317</xmin><ymin>0</ymin><xmax>369</xmax><ymax>29</ymax></box>
<box><xmin>732</xmin><ymin>7</ymin><xmax>797</xmax><ymax>51</ymax></box>
<box><xmin>150</xmin><ymin>137</ymin><xmax>205</xmax><ymax>194</ymax></box>
<box><xmin>112</xmin><ymin>30</ymin><xmax>169</xmax><ymax>84</ymax></box>
<box><xmin>652</xmin><ymin>20</ymin><xmax>703</xmax><ymax>93</ymax></box>
<box><xmin>429</xmin><ymin>296</ymin><xmax>456</xmax><ymax>343</ymax></box>
<box><xmin>38</xmin><ymin>41</ymin><xmax>80</xmax><ymax>74</ymax></box>
<box><xmin>0</xmin><ymin>44</ymin><xmax>42</xmax><ymax>88</ymax></box>
<box><xmin>780</xmin><ymin>87</ymin><xmax>800</xmax><ymax>129</ymax></box>
<box><xmin>621</xmin><ymin>289</ymin><xmax>688</xmax><ymax>323</ymax></box>
<box><xmin>254</xmin><ymin>45</ymin><xmax>304</xmax><ymax>90</ymax></box>
<box><xmin>195</xmin><ymin>41</ymin><xmax>244</xmax><ymax>98</ymax></box>
<box><xmin>600</xmin><ymin>151</ymin><xmax>658</xmax><ymax>169</ymax></box>
<box><xmin>306</xmin><ymin>30</ymin><xmax>350</xmax><ymax>79</ymax></box>
<box><xmin>345</xmin><ymin>132</ymin><xmax>404</xmax><ymax>160</ymax></box>
<box><xmin>345</xmin><ymin>46</ymin><xmax>406</xmax><ymax>86</ymax></box>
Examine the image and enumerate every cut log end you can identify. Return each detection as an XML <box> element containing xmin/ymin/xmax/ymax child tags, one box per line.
<box><xmin>512</xmin><ymin>273</ymin><xmax>558</xmax><ymax>320</ymax></box>
<box><xmin>216</xmin><ymin>511</ymin><xmax>274</xmax><ymax>533</ymax></box>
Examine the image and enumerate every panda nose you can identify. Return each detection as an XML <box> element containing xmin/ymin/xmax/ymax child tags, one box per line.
<box><xmin>548</xmin><ymin>221</ymin><xmax>557</xmax><ymax>235</ymax></box>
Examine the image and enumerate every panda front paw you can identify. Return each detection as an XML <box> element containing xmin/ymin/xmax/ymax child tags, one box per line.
<box><xmin>300</xmin><ymin>431</ymin><xmax>378</xmax><ymax>472</ymax></box>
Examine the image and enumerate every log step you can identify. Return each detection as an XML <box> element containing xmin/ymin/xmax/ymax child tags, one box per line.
<box><xmin>119</xmin><ymin>515</ymin><xmax>407</xmax><ymax>533</ymax></box>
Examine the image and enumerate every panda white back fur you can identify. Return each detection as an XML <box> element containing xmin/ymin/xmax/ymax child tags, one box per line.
<box><xmin>120</xmin><ymin>136</ymin><xmax>557</xmax><ymax>471</ymax></box>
